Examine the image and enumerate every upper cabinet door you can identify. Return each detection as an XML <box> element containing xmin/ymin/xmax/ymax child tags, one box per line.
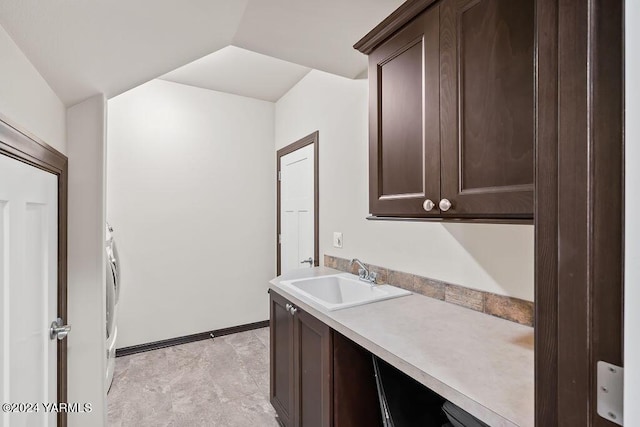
<box><xmin>439</xmin><ymin>0</ymin><xmax>534</xmax><ymax>218</ymax></box>
<box><xmin>369</xmin><ymin>4</ymin><xmax>441</xmax><ymax>217</ymax></box>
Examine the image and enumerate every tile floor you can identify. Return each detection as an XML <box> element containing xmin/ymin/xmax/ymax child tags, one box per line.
<box><xmin>107</xmin><ymin>328</ymin><xmax>279</xmax><ymax>426</ymax></box>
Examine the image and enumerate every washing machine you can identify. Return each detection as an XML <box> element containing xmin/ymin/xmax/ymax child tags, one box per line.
<box><xmin>106</xmin><ymin>223</ymin><xmax>120</xmax><ymax>393</ymax></box>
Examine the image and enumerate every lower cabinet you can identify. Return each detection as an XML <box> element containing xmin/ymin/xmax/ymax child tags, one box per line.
<box><xmin>270</xmin><ymin>290</ymin><xmax>332</xmax><ymax>427</ymax></box>
<box><xmin>270</xmin><ymin>290</ymin><xmax>382</xmax><ymax>427</ymax></box>
<box><xmin>270</xmin><ymin>289</ymin><xmax>296</xmax><ymax>426</ymax></box>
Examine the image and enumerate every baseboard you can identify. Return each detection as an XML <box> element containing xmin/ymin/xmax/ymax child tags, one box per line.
<box><xmin>115</xmin><ymin>320</ymin><xmax>269</xmax><ymax>357</ymax></box>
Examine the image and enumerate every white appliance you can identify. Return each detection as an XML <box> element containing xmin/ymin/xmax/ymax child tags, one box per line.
<box><xmin>106</xmin><ymin>223</ymin><xmax>120</xmax><ymax>392</ymax></box>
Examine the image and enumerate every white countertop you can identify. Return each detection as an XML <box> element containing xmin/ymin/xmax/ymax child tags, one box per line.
<box><xmin>270</xmin><ymin>267</ymin><xmax>534</xmax><ymax>427</ymax></box>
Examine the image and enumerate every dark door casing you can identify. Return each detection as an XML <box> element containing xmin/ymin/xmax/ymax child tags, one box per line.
<box><xmin>0</xmin><ymin>114</ymin><xmax>69</xmax><ymax>427</ymax></box>
<box><xmin>276</xmin><ymin>132</ymin><xmax>319</xmax><ymax>276</ymax></box>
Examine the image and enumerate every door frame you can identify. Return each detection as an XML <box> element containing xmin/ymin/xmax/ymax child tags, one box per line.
<box><xmin>535</xmin><ymin>0</ymin><xmax>624</xmax><ymax>425</ymax></box>
<box><xmin>0</xmin><ymin>114</ymin><xmax>69</xmax><ymax>427</ymax></box>
<box><xmin>276</xmin><ymin>131</ymin><xmax>319</xmax><ymax>275</ymax></box>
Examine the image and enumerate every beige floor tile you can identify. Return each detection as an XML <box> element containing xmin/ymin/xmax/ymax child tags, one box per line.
<box><xmin>108</xmin><ymin>328</ymin><xmax>275</xmax><ymax>427</ymax></box>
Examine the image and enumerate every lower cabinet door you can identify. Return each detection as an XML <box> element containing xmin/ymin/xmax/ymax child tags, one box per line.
<box><xmin>270</xmin><ymin>292</ymin><xmax>295</xmax><ymax>427</ymax></box>
<box><xmin>294</xmin><ymin>308</ymin><xmax>333</xmax><ymax>427</ymax></box>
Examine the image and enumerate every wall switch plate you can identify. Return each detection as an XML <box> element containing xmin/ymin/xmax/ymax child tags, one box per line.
<box><xmin>333</xmin><ymin>232</ymin><xmax>343</xmax><ymax>248</ymax></box>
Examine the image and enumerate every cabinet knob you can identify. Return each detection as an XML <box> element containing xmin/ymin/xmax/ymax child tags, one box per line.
<box><xmin>423</xmin><ymin>199</ymin><xmax>435</xmax><ymax>212</ymax></box>
<box><xmin>439</xmin><ymin>199</ymin><xmax>452</xmax><ymax>212</ymax></box>
<box><xmin>285</xmin><ymin>303</ymin><xmax>297</xmax><ymax>315</ymax></box>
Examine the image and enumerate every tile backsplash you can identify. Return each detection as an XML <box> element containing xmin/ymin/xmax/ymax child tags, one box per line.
<box><xmin>324</xmin><ymin>255</ymin><xmax>534</xmax><ymax>327</ymax></box>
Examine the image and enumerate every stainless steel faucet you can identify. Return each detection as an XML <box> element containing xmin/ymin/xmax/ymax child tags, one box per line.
<box><xmin>350</xmin><ymin>258</ymin><xmax>378</xmax><ymax>285</ymax></box>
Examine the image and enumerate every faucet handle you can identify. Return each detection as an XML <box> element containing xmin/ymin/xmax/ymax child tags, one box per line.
<box><xmin>358</xmin><ymin>268</ymin><xmax>367</xmax><ymax>279</ymax></box>
<box><xmin>369</xmin><ymin>271</ymin><xmax>378</xmax><ymax>283</ymax></box>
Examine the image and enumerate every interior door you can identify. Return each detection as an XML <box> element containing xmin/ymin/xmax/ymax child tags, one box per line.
<box><xmin>280</xmin><ymin>144</ymin><xmax>315</xmax><ymax>275</ymax></box>
<box><xmin>0</xmin><ymin>154</ymin><xmax>60</xmax><ymax>427</ymax></box>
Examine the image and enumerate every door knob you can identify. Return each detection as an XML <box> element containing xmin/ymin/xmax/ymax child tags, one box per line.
<box><xmin>300</xmin><ymin>257</ymin><xmax>313</xmax><ymax>266</ymax></box>
<box><xmin>50</xmin><ymin>318</ymin><xmax>71</xmax><ymax>341</ymax></box>
<box><xmin>423</xmin><ymin>199</ymin><xmax>435</xmax><ymax>212</ymax></box>
<box><xmin>439</xmin><ymin>199</ymin><xmax>453</xmax><ymax>212</ymax></box>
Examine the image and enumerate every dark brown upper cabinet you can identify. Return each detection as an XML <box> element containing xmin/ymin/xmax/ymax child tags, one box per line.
<box><xmin>357</xmin><ymin>0</ymin><xmax>535</xmax><ymax>220</ymax></box>
<box><xmin>367</xmin><ymin>4</ymin><xmax>441</xmax><ymax>218</ymax></box>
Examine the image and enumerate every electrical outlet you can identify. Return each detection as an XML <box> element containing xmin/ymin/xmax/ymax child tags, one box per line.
<box><xmin>333</xmin><ymin>232</ymin><xmax>343</xmax><ymax>248</ymax></box>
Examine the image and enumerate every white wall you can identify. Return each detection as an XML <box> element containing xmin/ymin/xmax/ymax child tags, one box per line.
<box><xmin>67</xmin><ymin>95</ymin><xmax>107</xmax><ymax>427</ymax></box>
<box><xmin>107</xmin><ymin>79</ymin><xmax>275</xmax><ymax>348</ymax></box>
<box><xmin>275</xmin><ymin>70</ymin><xmax>534</xmax><ymax>301</ymax></box>
<box><xmin>625</xmin><ymin>0</ymin><xmax>640</xmax><ymax>423</ymax></box>
<box><xmin>0</xmin><ymin>24</ymin><xmax>66</xmax><ymax>153</ymax></box>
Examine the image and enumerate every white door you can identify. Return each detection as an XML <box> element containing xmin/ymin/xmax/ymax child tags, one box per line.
<box><xmin>0</xmin><ymin>155</ymin><xmax>59</xmax><ymax>427</ymax></box>
<box><xmin>280</xmin><ymin>144</ymin><xmax>315</xmax><ymax>275</ymax></box>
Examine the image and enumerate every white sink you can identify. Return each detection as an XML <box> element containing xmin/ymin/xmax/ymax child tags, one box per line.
<box><xmin>279</xmin><ymin>273</ymin><xmax>411</xmax><ymax>311</ymax></box>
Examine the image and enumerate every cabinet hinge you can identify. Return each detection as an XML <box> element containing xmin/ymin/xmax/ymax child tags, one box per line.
<box><xmin>278</xmin><ymin>234</ymin><xmax>282</xmax><ymax>244</ymax></box>
<box><xmin>278</xmin><ymin>171</ymin><xmax>281</xmax><ymax>181</ymax></box>
<box><xmin>597</xmin><ymin>361</ymin><xmax>624</xmax><ymax>425</ymax></box>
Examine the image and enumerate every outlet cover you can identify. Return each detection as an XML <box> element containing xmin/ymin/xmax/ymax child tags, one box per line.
<box><xmin>333</xmin><ymin>232</ymin><xmax>343</xmax><ymax>248</ymax></box>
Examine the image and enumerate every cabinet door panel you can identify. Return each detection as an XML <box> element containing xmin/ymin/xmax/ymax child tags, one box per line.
<box><xmin>440</xmin><ymin>0</ymin><xmax>534</xmax><ymax>217</ymax></box>
<box><xmin>270</xmin><ymin>292</ymin><xmax>295</xmax><ymax>427</ymax></box>
<box><xmin>380</xmin><ymin>41</ymin><xmax>424</xmax><ymax>196</ymax></box>
<box><xmin>294</xmin><ymin>309</ymin><xmax>332</xmax><ymax>427</ymax></box>
<box><xmin>369</xmin><ymin>4</ymin><xmax>440</xmax><ymax>216</ymax></box>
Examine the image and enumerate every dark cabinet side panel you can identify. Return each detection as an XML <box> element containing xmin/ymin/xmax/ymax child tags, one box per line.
<box><xmin>270</xmin><ymin>292</ymin><xmax>295</xmax><ymax>427</ymax></box>
<box><xmin>369</xmin><ymin>4</ymin><xmax>441</xmax><ymax>217</ymax></box>
<box><xmin>440</xmin><ymin>0</ymin><xmax>534</xmax><ymax>217</ymax></box>
<box><xmin>294</xmin><ymin>309</ymin><xmax>333</xmax><ymax>427</ymax></box>
<box><xmin>333</xmin><ymin>332</ymin><xmax>383</xmax><ymax>427</ymax></box>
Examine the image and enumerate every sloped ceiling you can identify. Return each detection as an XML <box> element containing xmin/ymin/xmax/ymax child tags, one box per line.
<box><xmin>0</xmin><ymin>0</ymin><xmax>249</xmax><ymax>105</ymax></box>
<box><xmin>232</xmin><ymin>0</ymin><xmax>402</xmax><ymax>80</ymax></box>
<box><xmin>0</xmin><ymin>0</ymin><xmax>403</xmax><ymax>106</ymax></box>
<box><xmin>160</xmin><ymin>46</ymin><xmax>311</xmax><ymax>102</ymax></box>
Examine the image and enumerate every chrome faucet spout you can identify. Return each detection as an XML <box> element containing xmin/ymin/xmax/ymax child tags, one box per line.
<box><xmin>349</xmin><ymin>258</ymin><xmax>377</xmax><ymax>285</ymax></box>
<box><xmin>350</xmin><ymin>258</ymin><xmax>367</xmax><ymax>274</ymax></box>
